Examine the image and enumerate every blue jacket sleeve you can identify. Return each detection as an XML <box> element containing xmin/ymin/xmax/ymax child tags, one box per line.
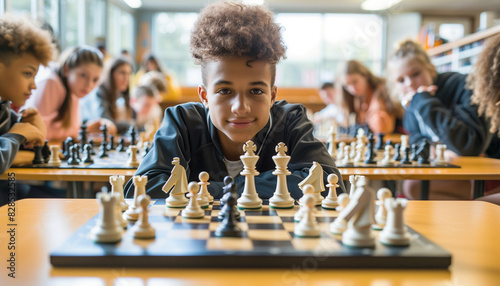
<box><xmin>0</xmin><ymin>133</ymin><xmax>26</xmax><ymax>174</ymax></box>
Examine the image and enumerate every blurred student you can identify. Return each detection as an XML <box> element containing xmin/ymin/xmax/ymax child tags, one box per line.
<box><xmin>387</xmin><ymin>39</ymin><xmax>499</xmax><ymax>200</ymax></box>
<box><xmin>336</xmin><ymin>60</ymin><xmax>399</xmax><ymax>134</ymax></box>
<box><xmin>313</xmin><ymin>82</ymin><xmax>344</xmax><ymax>124</ymax></box>
<box><xmin>81</xmin><ymin>57</ymin><xmax>134</xmax><ymax>135</ymax></box>
<box><xmin>130</xmin><ymin>85</ymin><xmax>163</xmax><ymax>141</ymax></box>
<box><xmin>27</xmin><ymin>46</ymin><xmax>104</xmax><ymax>142</ymax></box>
<box><xmin>135</xmin><ymin>53</ymin><xmax>182</xmax><ymax>101</ymax></box>
<box><xmin>138</xmin><ymin>71</ymin><xmax>168</xmax><ymax>103</ymax></box>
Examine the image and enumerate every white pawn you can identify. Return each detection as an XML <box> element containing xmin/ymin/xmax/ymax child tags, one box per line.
<box><xmin>90</xmin><ymin>191</ymin><xmax>123</xmax><ymax>243</ymax></box>
<box><xmin>110</xmin><ymin>175</ymin><xmax>128</xmax><ymax>211</ymax></box>
<box><xmin>322</xmin><ymin>174</ymin><xmax>339</xmax><ymax>210</ymax></box>
<box><xmin>434</xmin><ymin>144</ymin><xmax>447</xmax><ymax>166</ymax></box>
<box><xmin>327</xmin><ymin>127</ymin><xmax>337</xmax><ymax>159</ymax></box>
<box><xmin>182</xmin><ymin>182</ymin><xmax>205</xmax><ymax>219</ymax></box>
<box><xmin>114</xmin><ymin>192</ymin><xmax>128</xmax><ymax>229</ymax></box>
<box><xmin>237</xmin><ymin>140</ymin><xmax>263</xmax><ymax>209</ymax></box>
<box><xmin>335</xmin><ymin>193</ymin><xmax>350</xmax><ymax>211</ymax></box>
<box><xmin>336</xmin><ymin>142</ymin><xmax>346</xmax><ymax>161</ymax></box>
<box><xmin>269</xmin><ymin>142</ymin><xmax>294</xmax><ymax>209</ymax></box>
<box><xmin>400</xmin><ymin>135</ymin><xmax>409</xmax><ymax>151</ymax></box>
<box><xmin>354</xmin><ymin>142</ymin><xmax>365</xmax><ymax>164</ymax></box>
<box><xmin>348</xmin><ymin>175</ymin><xmax>359</xmax><ymax>197</ymax></box>
<box><xmin>379</xmin><ymin>198</ymin><xmax>411</xmax><ymax>246</ymax></box>
<box><xmin>47</xmin><ymin>145</ymin><xmax>62</xmax><ymax>166</ymax></box>
<box><xmin>381</xmin><ymin>144</ymin><xmax>395</xmax><ymax>166</ymax></box>
<box><xmin>294</xmin><ymin>185</ymin><xmax>320</xmax><ymax>238</ymax></box>
<box><xmin>294</xmin><ymin>184</ymin><xmax>315</xmax><ymax>222</ymax></box>
<box><xmin>131</xmin><ymin>194</ymin><xmax>156</xmax><ymax>239</ymax></box>
<box><xmin>123</xmin><ymin>175</ymin><xmax>147</xmax><ymax>221</ymax></box>
<box><xmin>349</xmin><ymin>142</ymin><xmax>356</xmax><ymax>159</ymax></box>
<box><xmin>342</xmin><ymin>145</ymin><xmax>353</xmax><ymax>166</ymax></box>
<box><xmin>127</xmin><ymin>145</ymin><xmax>140</xmax><ymax>167</ymax></box>
<box><xmin>198</xmin><ymin>171</ymin><xmax>213</xmax><ymax>204</ymax></box>
<box><xmin>372</xmin><ymin>188</ymin><xmax>392</xmax><ymax>230</ymax></box>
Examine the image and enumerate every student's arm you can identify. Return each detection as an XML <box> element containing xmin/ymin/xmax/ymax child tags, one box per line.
<box><xmin>0</xmin><ymin>133</ymin><xmax>25</xmax><ymax>174</ymax></box>
<box><xmin>407</xmin><ymin>88</ymin><xmax>489</xmax><ymax>156</ymax></box>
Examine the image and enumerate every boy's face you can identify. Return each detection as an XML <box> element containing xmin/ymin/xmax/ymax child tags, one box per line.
<box><xmin>64</xmin><ymin>63</ymin><xmax>102</xmax><ymax>98</ymax></box>
<box><xmin>198</xmin><ymin>57</ymin><xmax>277</xmax><ymax>153</ymax></box>
<box><xmin>0</xmin><ymin>53</ymin><xmax>39</xmax><ymax>106</ymax></box>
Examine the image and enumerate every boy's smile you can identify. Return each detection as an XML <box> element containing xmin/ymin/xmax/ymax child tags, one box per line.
<box><xmin>198</xmin><ymin>57</ymin><xmax>277</xmax><ymax>160</ymax></box>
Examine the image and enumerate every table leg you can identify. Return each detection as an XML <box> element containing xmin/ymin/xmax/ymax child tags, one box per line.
<box><xmin>67</xmin><ymin>181</ymin><xmax>84</xmax><ymax>198</ymax></box>
<box><xmin>420</xmin><ymin>180</ymin><xmax>430</xmax><ymax>200</ymax></box>
<box><xmin>473</xmin><ymin>180</ymin><xmax>485</xmax><ymax>199</ymax></box>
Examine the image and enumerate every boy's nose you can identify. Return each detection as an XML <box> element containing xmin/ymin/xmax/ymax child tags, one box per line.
<box><xmin>231</xmin><ymin>94</ymin><xmax>250</xmax><ymax>115</ymax></box>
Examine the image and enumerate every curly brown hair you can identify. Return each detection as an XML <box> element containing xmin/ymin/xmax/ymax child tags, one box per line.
<box><xmin>190</xmin><ymin>1</ymin><xmax>286</xmax><ymax>85</ymax></box>
<box><xmin>0</xmin><ymin>15</ymin><xmax>55</xmax><ymax>66</ymax></box>
<box><xmin>467</xmin><ymin>34</ymin><xmax>500</xmax><ymax>136</ymax></box>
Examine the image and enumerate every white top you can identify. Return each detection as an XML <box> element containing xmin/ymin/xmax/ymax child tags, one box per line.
<box><xmin>225</xmin><ymin>159</ymin><xmax>244</xmax><ymax>179</ymax></box>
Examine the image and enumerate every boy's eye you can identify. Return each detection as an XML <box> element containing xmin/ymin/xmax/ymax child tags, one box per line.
<box><xmin>250</xmin><ymin>89</ymin><xmax>264</xmax><ymax>95</ymax></box>
<box><xmin>23</xmin><ymin>72</ymin><xmax>33</xmax><ymax>78</ymax></box>
<box><xmin>411</xmin><ymin>71</ymin><xmax>420</xmax><ymax>78</ymax></box>
<box><xmin>216</xmin><ymin>88</ymin><xmax>231</xmax><ymax>95</ymax></box>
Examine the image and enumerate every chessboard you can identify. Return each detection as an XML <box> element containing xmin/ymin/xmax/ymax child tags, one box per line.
<box><xmin>28</xmin><ymin>150</ymin><xmax>141</xmax><ymax>169</ymax></box>
<box><xmin>50</xmin><ymin>199</ymin><xmax>452</xmax><ymax>269</ymax></box>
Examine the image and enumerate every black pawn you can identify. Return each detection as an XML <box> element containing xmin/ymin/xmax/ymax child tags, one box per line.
<box><xmin>215</xmin><ymin>178</ymin><xmax>241</xmax><ymax>237</ymax></box>
<box><xmin>82</xmin><ymin>144</ymin><xmax>94</xmax><ymax>163</ymax></box>
<box><xmin>100</xmin><ymin>124</ymin><xmax>108</xmax><ymax>147</ymax></box>
<box><xmin>32</xmin><ymin>145</ymin><xmax>44</xmax><ymax>164</ymax></box>
<box><xmin>116</xmin><ymin>137</ymin><xmax>126</xmax><ymax>152</ymax></box>
<box><xmin>62</xmin><ymin>137</ymin><xmax>74</xmax><ymax>160</ymax></box>
<box><xmin>79</xmin><ymin>122</ymin><xmax>88</xmax><ymax>149</ymax></box>
<box><xmin>88</xmin><ymin>139</ymin><xmax>96</xmax><ymax>155</ymax></box>
<box><xmin>67</xmin><ymin>145</ymin><xmax>80</xmax><ymax>165</ymax></box>
<box><xmin>400</xmin><ymin>146</ymin><xmax>411</xmax><ymax>165</ymax></box>
<box><xmin>410</xmin><ymin>143</ymin><xmax>418</xmax><ymax>162</ymax></box>
<box><xmin>99</xmin><ymin>139</ymin><xmax>108</xmax><ymax>158</ymax></box>
<box><xmin>107</xmin><ymin>135</ymin><xmax>115</xmax><ymax>151</ymax></box>
<box><xmin>41</xmin><ymin>140</ymin><xmax>51</xmax><ymax>162</ymax></box>
<box><xmin>393</xmin><ymin>143</ymin><xmax>401</xmax><ymax>161</ymax></box>
<box><xmin>364</xmin><ymin>132</ymin><xmax>376</xmax><ymax>164</ymax></box>
<box><xmin>375</xmin><ymin>133</ymin><xmax>385</xmax><ymax>150</ymax></box>
<box><xmin>129</xmin><ymin>126</ymin><xmax>136</xmax><ymax>146</ymax></box>
<box><xmin>417</xmin><ymin>140</ymin><xmax>431</xmax><ymax>165</ymax></box>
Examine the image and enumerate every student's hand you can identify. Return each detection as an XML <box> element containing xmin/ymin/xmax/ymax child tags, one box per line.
<box><xmin>19</xmin><ymin>108</ymin><xmax>47</xmax><ymax>138</ymax></box>
<box><xmin>7</xmin><ymin>122</ymin><xmax>45</xmax><ymax>146</ymax></box>
<box><xmin>401</xmin><ymin>85</ymin><xmax>438</xmax><ymax>108</ymax></box>
<box><xmin>86</xmin><ymin>118</ymin><xmax>118</xmax><ymax>135</ymax></box>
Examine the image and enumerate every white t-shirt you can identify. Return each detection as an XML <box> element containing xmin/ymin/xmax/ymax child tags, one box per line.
<box><xmin>224</xmin><ymin>159</ymin><xmax>244</xmax><ymax>179</ymax></box>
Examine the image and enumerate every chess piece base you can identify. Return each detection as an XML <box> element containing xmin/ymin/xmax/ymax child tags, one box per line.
<box><xmin>131</xmin><ymin>225</ymin><xmax>156</xmax><ymax>239</ymax></box>
<box><xmin>90</xmin><ymin>226</ymin><xmax>122</xmax><ymax>243</ymax></box>
<box><xmin>342</xmin><ymin>227</ymin><xmax>375</xmax><ymax>247</ymax></box>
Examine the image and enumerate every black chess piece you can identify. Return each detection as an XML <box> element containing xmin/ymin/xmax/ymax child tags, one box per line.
<box><xmin>393</xmin><ymin>143</ymin><xmax>401</xmax><ymax>161</ymax></box>
<box><xmin>375</xmin><ymin>133</ymin><xmax>385</xmax><ymax>150</ymax></box>
<box><xmin>101</xmin><ymin>124</ymin><xmax>108</xmax><ymax>147</ymax></box>
<box><xmin>41</xmin><ymin>140</ymin><xmax>50</xmax><ymax>162</ymax></box>
<box><xmin>215</xmin><ymin>177</ymin><xmax>242</xmax><ymax>237</ymax></box>
<box><xmin>62</xmin><ymin>137</ymin><xmax>74</xmax><ymax>160</ymax></box>
<box><xmin>417</xmin><ymin>140</ymin><xmax>431</xmax><ymax>165</ymax></box>
<box><xmin>142</xmin><ymin>141</ymin><xmax>150</xmax><ymax>156</ymax></box>
<box><xmin>364</xmin><ymin>132</ymin><xmax>376</xmax><ymax>164</ymax></box>
<box><xmin>129</xmin><ymin>126</ymin><xmax>136</xmax><ymax>146</ymax></box>
<box><xmin>219</xmin><ymin>176</ymin><xmax>240</xmax><ymax>221</ymax></box>
<box><xmin>88</xmin><ymin>139</ymin><xmax>96</xmax><ymax>155</ymax></box>
<box><xmin>107</xmin><ymin>135</ymin><xmax>115</xmax><ymax>151</ymax></box>
<box><xmin>82</xmin><ymin>144</ymin><xmax>94</xmax><ymax>163</ymax></box>
<box><xmin>410</xmin><ymin>143</ymin><xmax>418</xmax><ymax>162</ymax></box>
<box><xmin>99</xmin><ymin>139</ymin><xmax>108</xmax><ymax>158</ymax></box>
<box><xmin>400</xmin><ymin>145</ymin><xmax>411</xmax><ymax>165</ymax></box>
<box><xmin>67</xmin><ymin>145</ymin><xmax>80</xmax><ymax>165</ymax></box>
<box><xmin>116</xmin><ymin>137</ymin><xmax>126</xmax><ymax>152</ymax></box>
<box><xmin>79</xmin><ymin>122</ymin><xmax>88</xmax><ymax>149</ymax></box>
<box><xmin>32</xmin><ymin>145</ymin><xmax>44</xmax><ymax>164</ymax></box>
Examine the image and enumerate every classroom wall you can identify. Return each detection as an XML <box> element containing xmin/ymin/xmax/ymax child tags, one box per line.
<box><xmin>385</xmin><ymin>13</ymin><xmax>422</xmax><ymax>59</ymax></box>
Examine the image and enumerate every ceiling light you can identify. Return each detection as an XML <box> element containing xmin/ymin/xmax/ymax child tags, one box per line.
<box><xmin>361</xmin><ymin>0</ymin><xmax>402</xmax><ymax>11</ymax></box>
<box><xmin>123</xmin><ymin>0</ymin><xmax>142</xmax><ymax>9</ymax></box>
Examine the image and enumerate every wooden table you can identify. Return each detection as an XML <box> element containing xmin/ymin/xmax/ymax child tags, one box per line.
<box><xmin>1</xmin><ymin>199</ymin><xmax>499</xmax><ymax>285</ymax></box>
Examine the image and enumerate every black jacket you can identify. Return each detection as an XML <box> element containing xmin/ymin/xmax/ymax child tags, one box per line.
<box><xmin>0</xmin><ymin>101</ymin><xmax>25</xmax><ymax>174</ymax></box>
<box><xmin>124</xmin><ymin>100</ymin><xmax>345</xmax><ymax>199</ymax></box>
<box><xmin>403</xmin><ymin>72</ymin><xmax>499</xmax><ymax>157</ymax></box>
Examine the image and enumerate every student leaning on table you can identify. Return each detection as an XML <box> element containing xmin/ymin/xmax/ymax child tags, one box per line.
<box><xmin>0</xmin><ymin>16</ymin><xmax>57</xmax><ymax>205</ymax></box>
<box><xmin>467</xmin><ymin>34</ymin><xmax>500</xmax><ymax>205</ymax></box>
<box><xmin>387</xmin><ymin>39</ymin><xmax>500</xmax><ymax>200</ymax></box>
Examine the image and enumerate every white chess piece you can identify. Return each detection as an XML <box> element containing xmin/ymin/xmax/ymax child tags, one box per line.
<box><xmin>327</xmin><ymin>127</ymin><xmax>337</xmax><ymax>159</ymax></box>
<box><xmin>162</xmin><ymin>157</ymin><xmax>189</xmax><ymax>208</ymax></box>
<box><xmin>372</xmin><ymin>188</ymin><xmax>392</xmax><ymax>230</ymax></box>
<box><xmin>349</xmin><ymin>142</ymin><xmax>356</xmax><ymax>159</ymax></box>
<box><xmin>400</xmin><ymin>135</ymin><xmax>409</xmax><ymax>151</ymax></box>
<box><xmin>298</xmin><ymin>161</ymin><xmax>325</xmax><ymax>205</ymax></box>
<box><xmin>378</xmin><ymin>198</ymin><xmax>411</xmax><ymax>246</ymax></box>
<box><xmin>123</xmin><ymin>175</ymin><xmax>147</xmax><ymax>221</ymax></box>
<box><xmin>237</xmin><ymin>140</ymin><xmax>263</xmax><ymax>209</ymax></box>
<box><xmin>110</xmin><ymin>175</ymin><xmax>128</xmax><ymax>211</ymax></box>
<box><xmin>322</xmin><ymin>174</ymin><xmax>339</xmax><ymax>210</ymax></box>
<box><xmin>131</xmin><ymin>194</ymin><xmax>156</xmax><ymax>239</ymax></box>
<box><xmin>354</xmin><ymin>141</ymin><xmax>366</xmax><ymax>165</ymax></box>
<box><xmin>269</xmin><ymin>142</ymin><xmax>295</xmax><ymax>209</ymax></box>
<box><xmin>337</xmin><ymin>142</ymin><xmax>345</xmax><ymax>161</ymax></box>
<box><xmin>294</xmin><ymin>184</ymin><xmax>316</xmax><ymax>222</ymax></box>
<box><xmin>335</xmin><ymin>193</ymin><xmax>350</xmax><ymax>211</ymax></box>
<box><xmin>330</xmin><ymin>193</ymin><xmax>350</xmax><ymax>234</ymax></box>
<box><xmin>294</xmin><ymin>185</ymin><xmax>320</xmax><ymax>237</ymax></box>
<box><xmin>127</xmin><ymin>145</ymin><xmax>140</xmax><ymax>167</ymax></box>
<box><xmin>348</xmin><ymin>175</ymin><xmax>359</xmax><ymax>198</ymax></box>
<box><xmin>182</xmin><ymin>182</ymin><xmax>205</xmax><ymax>219</ymax></box>
<box><xmin>342</xmin><ymin>145</ymin><xmax>354</xmax><ymax>166</ymax></box>
<box><xmin>114</xmin><ymin>192</ymin><xmax>128</xmax><ymax>229</ymax></box>
<box><xmin>434</xmin><ymin>144</ymin><xmax>447</xmax><ymax>166</ymax></box>
<box><xmin>198</xmin><ymin>171</ymin><xmax>213</xmax><ymax>204</ymax></box>
<box><xmin>381</xmin><ymin>144</ymin><xmax>395</xmax><ymax>166</ymax></box>
<box><xmin>47</xmin><ymin>145</ymin><xmax>62</xmax><ymax>166</ymax></box>
<box><xmin>90</xmin><ymin>191</ymin><xmax>123</xmax><ymax>243</ymax></box>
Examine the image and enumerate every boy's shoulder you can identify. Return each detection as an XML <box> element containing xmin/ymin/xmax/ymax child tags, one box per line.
<box><xmin>165</xmin><ymin>101</ymin><xmax>207</xmax><ymax>121</ymax></box>
<box><xmin>271</xmin><ymin>100</ymin><xmax>307</xmax><ymax>117</ymax></box>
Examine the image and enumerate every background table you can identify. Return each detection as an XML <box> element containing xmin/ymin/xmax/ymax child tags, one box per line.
<box><xmin>1</xmin><ymin>199</ymin><xmax>499</xmax><ymax>285</ymax></box>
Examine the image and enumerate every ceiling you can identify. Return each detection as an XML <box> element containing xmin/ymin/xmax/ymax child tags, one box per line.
<box><xmin>139</xmin><ymin>0</ymin><xmax>500</xmax><ymax>14</ymax></box>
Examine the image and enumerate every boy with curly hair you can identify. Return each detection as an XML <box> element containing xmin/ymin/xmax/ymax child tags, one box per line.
<box><xmin>0</xmin><ymin>16</ymin><xmax>55</xmax><ymax>174</ymax></box>
<box><xmin>124</xmin><ymin>1</ymin><xmax>345</xmax><ymax>199</ymax></box>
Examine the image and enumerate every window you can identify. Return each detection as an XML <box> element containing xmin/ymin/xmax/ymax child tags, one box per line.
<box><xmin>8</xmin><ymin>0</ymin><xmax>30</xmax><ymax>16</ymax></box>
<box><xmin>107</xmin><ymin>4</ymin><xmax>134</xmax><ymax>59</ymax></box>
